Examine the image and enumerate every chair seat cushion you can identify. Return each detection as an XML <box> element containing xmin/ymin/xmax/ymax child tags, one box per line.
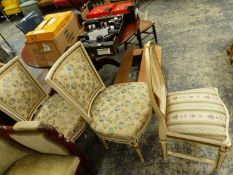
<box><xmin>3</xmin><ymin>6</ymin><xmax>21</xmax><ymax>15</ymax></box>
<box><xmin>33</xmin><ymin>94</ymin><xmax>86</xmax><ymax>140</ymax></box>
<box><xmin>4</xmin><ymin>4</ymin><xmax>19</xmax><ymax>11</ymax></box>
<box><xmin>90</xmin><ymin>82</ymin><xmax>151</xmax><ymax>141</ymax></box>
<box><xmin>167</xmin><ymin>88</ymin><xmax>229</xmax><ymax>140</ymax></box>
<box><xmin>5</xmin><ymin>154</ymin><xmax>79</xmax><ymax>175</ymax></box>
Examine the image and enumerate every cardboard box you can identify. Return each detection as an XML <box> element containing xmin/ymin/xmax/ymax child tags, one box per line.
<box><xmin>25</xmin><ymin>11</ymin><xmax>79</xmax><ymax>67</ymax></box>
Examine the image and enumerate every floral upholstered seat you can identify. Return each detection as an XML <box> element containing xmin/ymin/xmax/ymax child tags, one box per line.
<box><xmin>144</xmin><ymin>41</ymin><xmax>231</xmax><ymax>172</ymax></box>
<box><xmin>0</xmin><ymin>58</ymin><xmax>86</xmax><ymax>141</ymax></box>
<box><xmin>34</xmin><ymin>94</ymin><xmax>86</xmax><ymax>140</ymax></box>
<box><xmin>90</xmin><ymin>82</ymin><xmax>151</xmax><ymax>141</ymax></box>
<box><xmin>167</xmin><ymin>88</ymin><xmax>228</xmax><ymax>141</ymax></box>
<box><xmin>45</xmin><ymin>42</ymin><xmax>152</xmax><ymax>162</ymax></box>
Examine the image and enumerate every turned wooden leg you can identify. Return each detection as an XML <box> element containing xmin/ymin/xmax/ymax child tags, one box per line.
<box><xmin>160</xmin><ymin>140</ymin><xmax>168</xmax><ymax>160</ymax></box>
<box><xmin>215</xmin><ymin>146</ymin><xmax>230</xmax><ymax>172</ymax></box>
<box><xmin>132</xmin><ymin>142</ymin><xmax>144</xmax><ymax>162</ymax></box>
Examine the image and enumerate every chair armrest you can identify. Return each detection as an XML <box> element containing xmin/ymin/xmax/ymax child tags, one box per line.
<box><xmin>2</xmin><ymin>121</ymin><xmax>96</xmax><ymax>175</ymax></box>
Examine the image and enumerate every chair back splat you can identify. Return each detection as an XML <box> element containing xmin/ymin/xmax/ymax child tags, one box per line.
<box><xmin>46</xmin><ymin>42</ymin><xmax>106</xmax><ymax>123</ymax></box>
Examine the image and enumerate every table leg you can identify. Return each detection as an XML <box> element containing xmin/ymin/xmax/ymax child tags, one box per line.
<box><xmin>152</xmin><ymin>24</ymin><xmax>158</xmax><ymax>43</ymax></box>
<box><xmin>136</xmin><ymin>29</ymin><xmax>143</xmax><ymax>48</ymax></box>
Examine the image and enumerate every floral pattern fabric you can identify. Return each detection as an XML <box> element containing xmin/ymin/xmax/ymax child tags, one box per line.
<box><xmin>0</xmin><ymin>61</ymin><xmax>47</xmax><ymax>121</ymax></box>
<box><xmin>51</xmin><ymin>47</ymin><xmax>104</xmax><ymax>115</ymax></box>
<box><xmin>34</xmin><ymin>94</ymin><xmax>86</xmax><ymax>140</ymax></box>
<box><xmin>90</xmin><ymin>82</ymin><xmax>151</xmax><ymax>141</ymax></box>
<box><xmin>166</xmin><ymin>88</ymin><xmax>228</xmax><ymax>140</ymax></box>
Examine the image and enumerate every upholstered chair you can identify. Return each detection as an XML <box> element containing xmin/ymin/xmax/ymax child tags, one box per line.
<box><xmin>0</xmin><ymin>121</ymin><xmax>95</xmax><ymax>175</ymax></box>
<box><xmin>0</xmin><ymin>57</ymin><xmax>86</xmax><ymax>141</ymax></box>
<box><xmin>1</xmin><ymin>0</ymin><xmax>22</xmax><ymax>16</ymax></box>
<box><xmin>45</xmin><ymin>41</ymin><xmax>152</xmax><ymax>162</ymax></box>
<box><xmin>144</xmin><ymin>41</ymin><xmax>231</xmax><ymax>172</ymax></box>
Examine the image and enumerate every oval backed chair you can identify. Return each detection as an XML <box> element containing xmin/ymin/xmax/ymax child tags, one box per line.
<box><xmin>45</xmin><ymin>41</ymin><xmax>152</xmax><ymax>162</ymax></box>
<box><xmin>0</xmin><ymin>57</ymin><xmax>86</xmax><ymax>141</ymax></box>
<box><xmin>144</xmin><ymin>41</ymin><xmax>231</xmax><ymax>172</ymax></box>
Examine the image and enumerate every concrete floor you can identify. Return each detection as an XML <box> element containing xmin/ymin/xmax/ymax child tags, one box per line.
<box><xmin>1</xmin><ymin>0</ymin><xmax>233</xmax><ymax>174</ymax></box>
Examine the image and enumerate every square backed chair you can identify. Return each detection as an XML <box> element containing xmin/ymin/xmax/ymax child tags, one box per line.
<box><xmin>45</xmin><ymin>41</ymin><xmax>152</xmax><ymax>162</ymax></box>
<box><xmin>144</xmin><ymin>41</ymin><xmax>231</xmax><ymax>172</ymax></box>
<box><xmin>0</xmin><ymin>57</ymin><xmax>86</xmax><ymax>141</ymax></box>
<box><xmin>0</xmin><ymin>121</ymin><xmax>95</xmax><ymax>175</ymax></box>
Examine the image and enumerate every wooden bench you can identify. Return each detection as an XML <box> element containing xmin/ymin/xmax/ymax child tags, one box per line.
<box><xmin>114</xmin><ymin>44</ymin><xmax>161</xmax><ymax>84</ymax></box>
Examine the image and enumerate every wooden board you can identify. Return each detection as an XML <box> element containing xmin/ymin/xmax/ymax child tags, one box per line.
<box><xmin>113</xmin><ymin>44</ymin><xmax>135</xmax><ymax>84</ymax></box>
<box><xmin>114</xmin><ymin>44</ymin><xmax>162</xmax><ymax>84</ymax></box>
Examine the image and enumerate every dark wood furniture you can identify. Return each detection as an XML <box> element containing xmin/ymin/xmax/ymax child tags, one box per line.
<box><xmin>118</xmin><ymin>16</ymin><xmax>141</xmax><ymax>49</ymax></box>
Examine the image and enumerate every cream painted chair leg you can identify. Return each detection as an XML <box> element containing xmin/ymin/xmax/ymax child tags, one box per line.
<box><xmin>132</xmin><ymin>142</ymin><xmax>144</xmax><ymax>162</ymax></box>
<box><xmin>160</xmin><ymin>140</ymin><xmax>168</xmax><ymax>160</ymax></box>
<box><xmin>97</xmin><ymin>135</ymin><xmax>108</xmax><ymax>149</ymax></box>
<box><xmin>215</xmin><ymin>146</ymin><xmax>230</xmax><ymax>172</ymax></box>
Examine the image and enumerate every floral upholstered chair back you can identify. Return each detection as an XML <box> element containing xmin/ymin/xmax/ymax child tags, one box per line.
<box><xmin>0</xmin><ymin>57</ymin><xmax>48</xmax><ymax>121</ymax></box>
<box><xmin>144</xmin><ymin>42</ymin><xmax>167</xmax><ymax>119</ymax></box>
<box><xmin>46</xmin><ymin>42</ymin><xmax>106</xmax><ymax>123</ymax></box>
